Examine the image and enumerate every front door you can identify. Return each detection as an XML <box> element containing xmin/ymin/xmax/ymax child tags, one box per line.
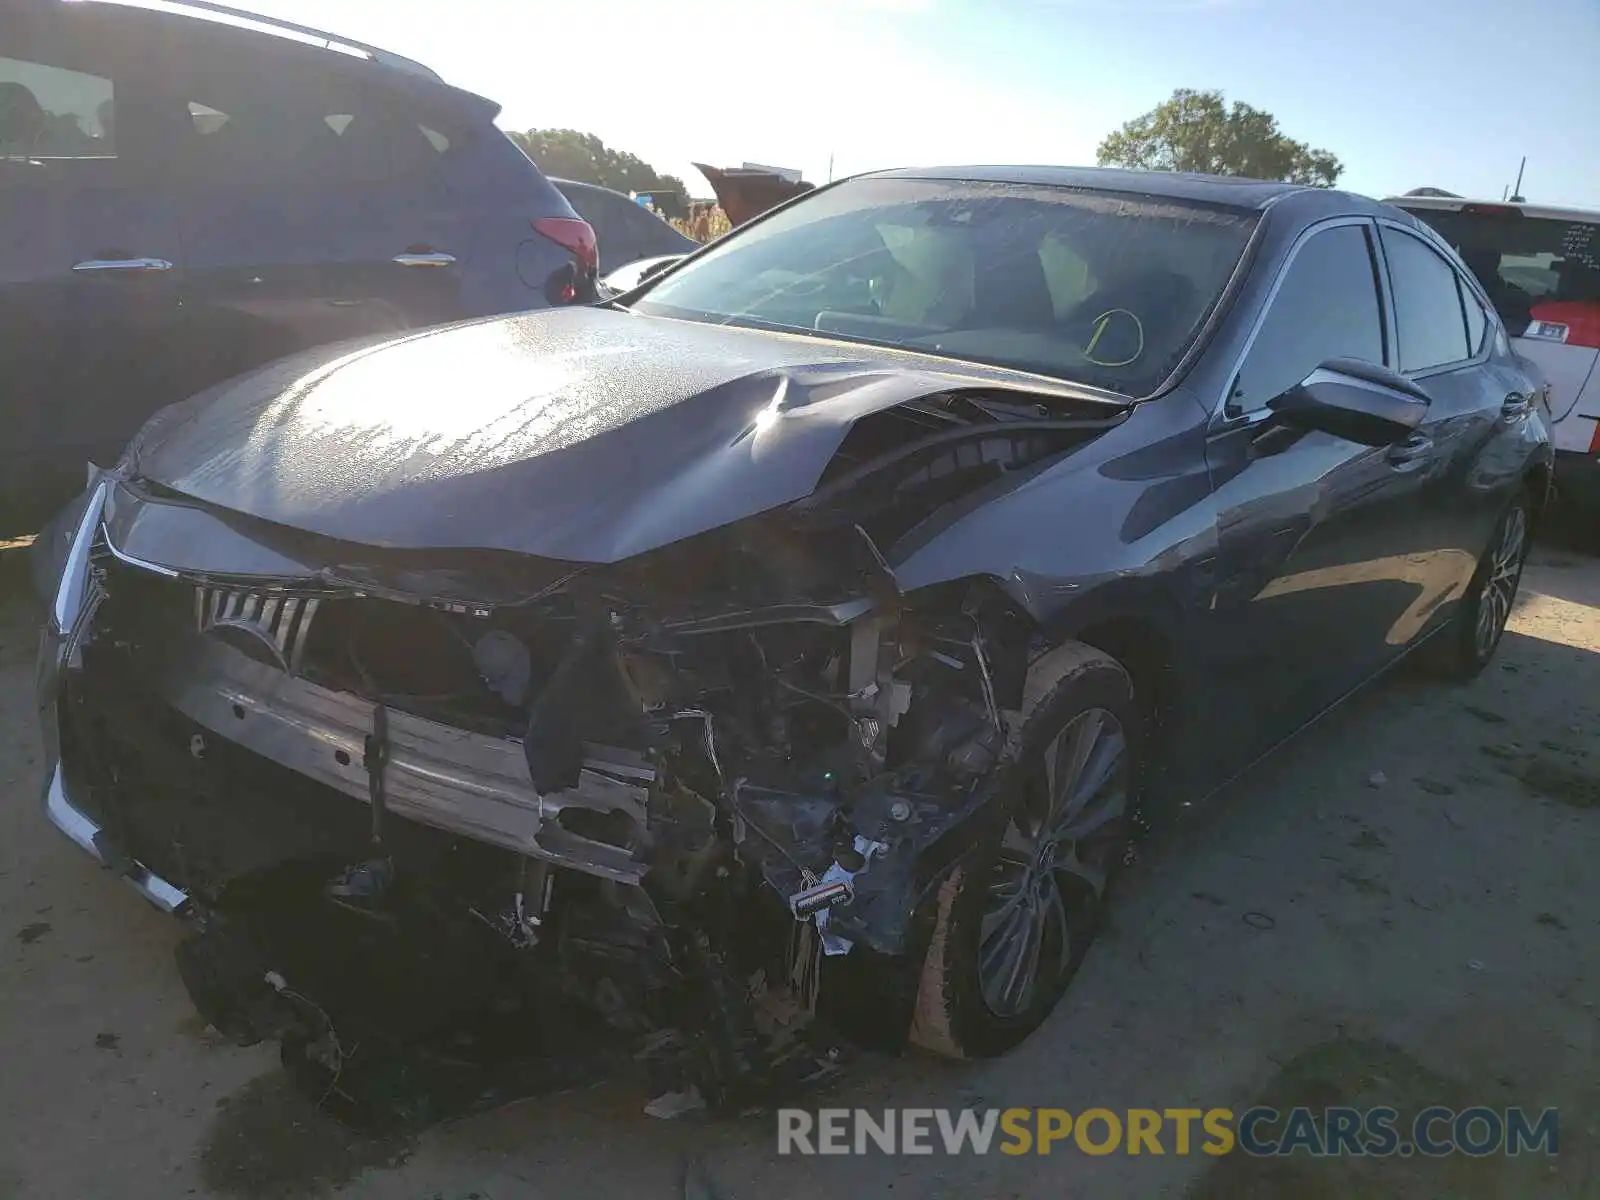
<box><xmin>1190</xmin><ymin>220</ymin><xmax>1434</xmax><ymax>784</ymax></box>
<box><xmin>0</xmin><ymin>38</ymin><xmax>184</xmax><ymax>507</ymax></box>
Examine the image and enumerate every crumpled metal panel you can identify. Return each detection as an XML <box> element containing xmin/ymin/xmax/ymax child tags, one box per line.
<box><xmin>130</xmin><ymin>306</ymin><xmax>1120</xmax><ymax>564</ymax></box>
<box><xmin>154</xmin><ymin>633</ymin><xmax>652</xmax><ymax>882</ymax></box>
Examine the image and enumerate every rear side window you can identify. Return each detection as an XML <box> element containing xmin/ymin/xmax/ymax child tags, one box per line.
<box><xmin>1228</xmin><ymin>224</ymin><xmax>1385</xmax><ymax>414</ymax></box>
<box><xmin>1397</xmin><ymin>207</ymin><xmax>1600</xmax><ymax>333</ymax></box>
<box><xmin>168</xmin><ymin>72</ymin><xmax>454</xmax><ymax>185</ymax></box>
<box><xmin>0</xmin><ymin>55</ymin><xmax>114</xmax><ymax>161</ymax></box>
<box><xmin>1381</xmin><ymin>228</ymin><xmax>1471</xmax><ymax>371</ymax></box>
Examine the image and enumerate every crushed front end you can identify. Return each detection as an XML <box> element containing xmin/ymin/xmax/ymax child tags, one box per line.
<box><xmin>37</xmin><ymin>388</ymin><xmax>1114</xmax><ymax>1124</ymax></box>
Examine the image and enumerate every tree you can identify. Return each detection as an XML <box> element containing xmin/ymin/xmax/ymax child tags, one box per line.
<box><xmin>1097</xmin><ymin>89</ymin><xmax>1343</xmax><ymax>187</ymax></box>
<box><xmin>508</xmin><ymin>129</ymin><xmax>688</xmax><ymax>208</ymax></box>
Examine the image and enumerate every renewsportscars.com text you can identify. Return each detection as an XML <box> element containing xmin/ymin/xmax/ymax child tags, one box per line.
<box><xmin>776</xmin><ymin>1106</ymin><xmax>1559</xmax><ymax>1157</ymax></box>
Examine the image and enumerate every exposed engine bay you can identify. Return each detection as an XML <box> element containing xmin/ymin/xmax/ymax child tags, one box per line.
<box><xmin>49</xmin><ymin>388</ymin><xmax>1124</xmax><ymax>1127</ymax></box>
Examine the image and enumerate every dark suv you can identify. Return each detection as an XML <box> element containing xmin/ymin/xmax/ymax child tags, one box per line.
<box><xmin>1</xmin><ymin>0</ymin><xmax>596</xmax><ymax>522</ymax></box>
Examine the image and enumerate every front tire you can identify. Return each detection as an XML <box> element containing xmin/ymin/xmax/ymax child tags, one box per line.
<box><xmin>909</xmin><ymin>642</ymin><xmax>1139</xmax><ymax>1059</ymax></box>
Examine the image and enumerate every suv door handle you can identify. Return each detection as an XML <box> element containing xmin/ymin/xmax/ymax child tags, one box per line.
<box><xmin>72</xmin><ymin>257</ymin><xmax>173</xmax><ymax>273</ymax></box>
<box><xmin>1501</xmin><ymin>392</ymin><xmax>1532</xmax><ymax>419</ymax></box>
<box><xmin>1387</xmin><ymin>431</ymin><xmax>1434</xmax><ymax>468</ymax></box>
<box><xmin>392</xmin><ymin>251</ymin><xmax>456</xmax><ymax>268</ymax></box>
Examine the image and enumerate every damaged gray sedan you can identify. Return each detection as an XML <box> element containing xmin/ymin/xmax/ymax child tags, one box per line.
<box><xmin>36</xmin><ymin>167</ymin><xmax>1551</xmax><ymax>1122</ymax></box>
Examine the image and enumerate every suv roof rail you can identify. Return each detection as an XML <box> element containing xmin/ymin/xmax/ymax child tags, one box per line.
<box><xmin>64</xmin><ymin>0</ymin><xmax>444</xmax><ymax>81</ymax></box>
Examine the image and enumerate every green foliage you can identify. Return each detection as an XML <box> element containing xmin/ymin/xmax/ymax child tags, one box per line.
<box><xmin>1097</xmin><ymin>89</ymin><xmax>1343</xmax><ymax>187</ymax></box>
<box><xmin>507</xmin><ymin>128</ymin><xmax>687</xmax><ymax>203</ymax></box>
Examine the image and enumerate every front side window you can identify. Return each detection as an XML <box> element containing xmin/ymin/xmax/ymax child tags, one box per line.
<box><xmin>1382</xmin><ymin>228</ymin><xmax>1471</xmax><ymax>372</ymax></box>
<box><xmin>630</xmin><ymin>177</ymin><xmax>1257</xmax><ymax>397</ymax></box>
<box><xmin>0</xmin><ymin>55</ymin><xmax>114</xmax><ymax>162</ymax></box>
<box><xmin>1227</xmin><ymin>224</ymin><xmax>1385</xmax><ymax>414</ymax></box>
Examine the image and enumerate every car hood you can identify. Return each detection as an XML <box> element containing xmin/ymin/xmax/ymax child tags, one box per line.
<box><xmin>132</xmin><ymin>306</ymin><xmax>1122</xmax><ymax>564</ymax></box>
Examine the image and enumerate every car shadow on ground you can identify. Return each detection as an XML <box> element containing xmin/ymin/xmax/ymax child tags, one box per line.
<box><xmin>1524</xmin><ymin>546</ymin><xmax>1600</xmax><ymax>610</ymax></box>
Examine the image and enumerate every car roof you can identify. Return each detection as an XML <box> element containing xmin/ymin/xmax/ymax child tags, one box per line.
<box><xmin>861</xmin><ymin>164</ymin><xmax>1334</xmax><ymax>211</ymax></box>
<box><xmin>550</xmin><ymin>178</ymin><xmax>623</xmax><ymax>197</ymax></box>
<box><xmin>45</xmin><ymin>0</ymin><xmax>443</xmax><ymax>79</ymax></box>
<box><xmin>1384</xmin><ymin>194</ymin><xmax>1600</xmax><ymax>224</ymax></box>
<box><xmin>21</xmin><ymin>0</ymin><xmax>505</xmax><ymax>118</ymax></box>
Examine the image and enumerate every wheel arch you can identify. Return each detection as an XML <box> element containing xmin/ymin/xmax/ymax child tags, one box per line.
<box><xmin>1068</xmin><ymin>614</ymin><xmax>1179</xmax><ymax>799</ymax></box>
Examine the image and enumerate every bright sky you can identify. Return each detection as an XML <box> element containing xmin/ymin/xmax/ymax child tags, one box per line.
<box><xmin>246</xmin><ymin>0</ymin><xmax>1599</xmax><ymax>207</ymax></box>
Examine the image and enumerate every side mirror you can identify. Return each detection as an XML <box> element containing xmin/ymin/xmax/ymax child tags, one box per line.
<box><xmin>601</xmin><ymin>254</ymin><xmax>685</xmax><ymax>295</ymax></box>
<box><xmin>1268</xmin><ymin>358</ymin><xmax>1431</xmax><ymax>445</ymax></box>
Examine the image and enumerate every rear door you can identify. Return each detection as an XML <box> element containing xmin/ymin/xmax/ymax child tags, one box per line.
<box><xmin>1374</xmin><ymin>222</ymin><xmax>1522</xmax><ymax>582</ymax></box>
<box><xmin>0</xmin><ymin>28</ymin><xmax>185</xmax><ymax>505</ymax></box>
<box><xmin>156</xmin><ymin>51</ymin><xmax>475</xmax><ymax>386</ymax></box>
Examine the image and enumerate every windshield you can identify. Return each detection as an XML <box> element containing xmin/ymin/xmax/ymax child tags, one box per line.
<box><xmin>629</xmin><ymin>177</ymin><xmax>1257</xmax><ymax>397</ymax></box>
<box><xmin>1400</xmin><ymin>208</ymin><xmax>1600</xmax><ymax>333</ymax></box>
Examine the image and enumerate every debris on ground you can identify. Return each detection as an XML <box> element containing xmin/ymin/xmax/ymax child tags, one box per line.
<box><xmin>645</xmin><ymin>1087</ymin><xmax>706</xmax><ymax>1120</ymax></box>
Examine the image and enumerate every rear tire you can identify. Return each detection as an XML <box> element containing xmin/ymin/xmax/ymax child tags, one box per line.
<box><xmin>909</xmin><ymin>642</ymin><xmax>1139</xmax><ymax>1059</ymax></box>
<box><xmin>1428</xmin><ymin>495</ymin><xmax>1530</xmax><ymax>680</ymax></box>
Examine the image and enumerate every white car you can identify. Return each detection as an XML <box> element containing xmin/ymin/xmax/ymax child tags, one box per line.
<box><xmin>1388</xmin><ymin>196</ymin><xmax>1600</xmax><ymax>518</ymax></box>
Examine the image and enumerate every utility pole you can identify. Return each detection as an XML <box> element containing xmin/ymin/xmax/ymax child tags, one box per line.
<box><xmin>1509</xmin><ymin>156</ymin><xmax>1527</xmax><ymax>203</ymax></box>
<box><xmin>827</xmin><ymin>153</ymin><xmax>834</xmax><ymax>183</ymax></box>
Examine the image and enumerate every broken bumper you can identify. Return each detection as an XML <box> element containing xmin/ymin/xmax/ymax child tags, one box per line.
<box><xmin>37</xmin><ymin>476</ymin><xmax>189</xmax><ymax>913</ymax></box>
<box><xmin>41</xmin><ymin>763</ymin><xmax>189</xmax><ymax>912</ymax></box>
<box><xmin>35</xmin><ymin>476</ymin><xmax>662</xmax><ymax>906</ymax></box>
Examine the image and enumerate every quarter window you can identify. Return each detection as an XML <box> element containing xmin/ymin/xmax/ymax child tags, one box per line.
<box><xmin>1462</xmin><ymin>283</ymin><xmax>1488</xmax><ymax>355</ymax></box>
<box><xmin>1381</xmin><ymin>228</ymin><xmax>1471</xmax><ymax>371</ymax></box>
<box><xmin>1228</xmin><ymin>224</ymin><xmax>1385</xmax><ymax>414</ymax></box>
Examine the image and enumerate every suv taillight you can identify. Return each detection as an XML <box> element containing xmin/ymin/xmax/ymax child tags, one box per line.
<box><xmin>533</xmin><ymin>217</ymin><xmax>598</xmax><ymax>274</ymax></box>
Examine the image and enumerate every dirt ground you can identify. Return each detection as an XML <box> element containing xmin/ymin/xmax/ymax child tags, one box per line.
<box><xmin>1</xmin><ymin>534</ymin><xmax>1596</xmax><ymax>1200</ymax></box>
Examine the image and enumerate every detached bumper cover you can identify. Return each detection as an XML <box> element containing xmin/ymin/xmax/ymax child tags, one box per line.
<box><xmin>42</xmin><ymin>764</ymin><xmax>188</xmax><ymax>912</ymax></box>
<box><xmin>37</xmin><ymin>476</ymin><xmax>189</xmax><ymax>913</ymax></box>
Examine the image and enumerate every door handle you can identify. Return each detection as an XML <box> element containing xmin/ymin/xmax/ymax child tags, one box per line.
<box><xmin>1387</xmin><ymin>432</ymin><xmax>1434</xmax><ymax>468</ymax></box>
<box><xmin>1501</xmin><ymin>392</ymin><xmax>1532</xmax><ymax>419</ymax></box>
<box><xmin>392</xmin><ymin>251</ymin><xmax>456</xmax><ymax>268</ymax></box>
<box><xmin>72</xmin><ymin>257</ymin><xmax>173</xmax><ymax>273</ymax></box>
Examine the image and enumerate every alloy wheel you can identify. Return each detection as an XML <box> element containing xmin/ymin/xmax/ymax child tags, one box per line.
<box><xmin>977</xmin><ymin>707</ymin><xmax>1128</xmax><ymax>1018</ymax></box>
<box><xmin>1475</xmin><ymin>504</ymin><xmax>1527</xmax><ymax>660</ymax></box>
